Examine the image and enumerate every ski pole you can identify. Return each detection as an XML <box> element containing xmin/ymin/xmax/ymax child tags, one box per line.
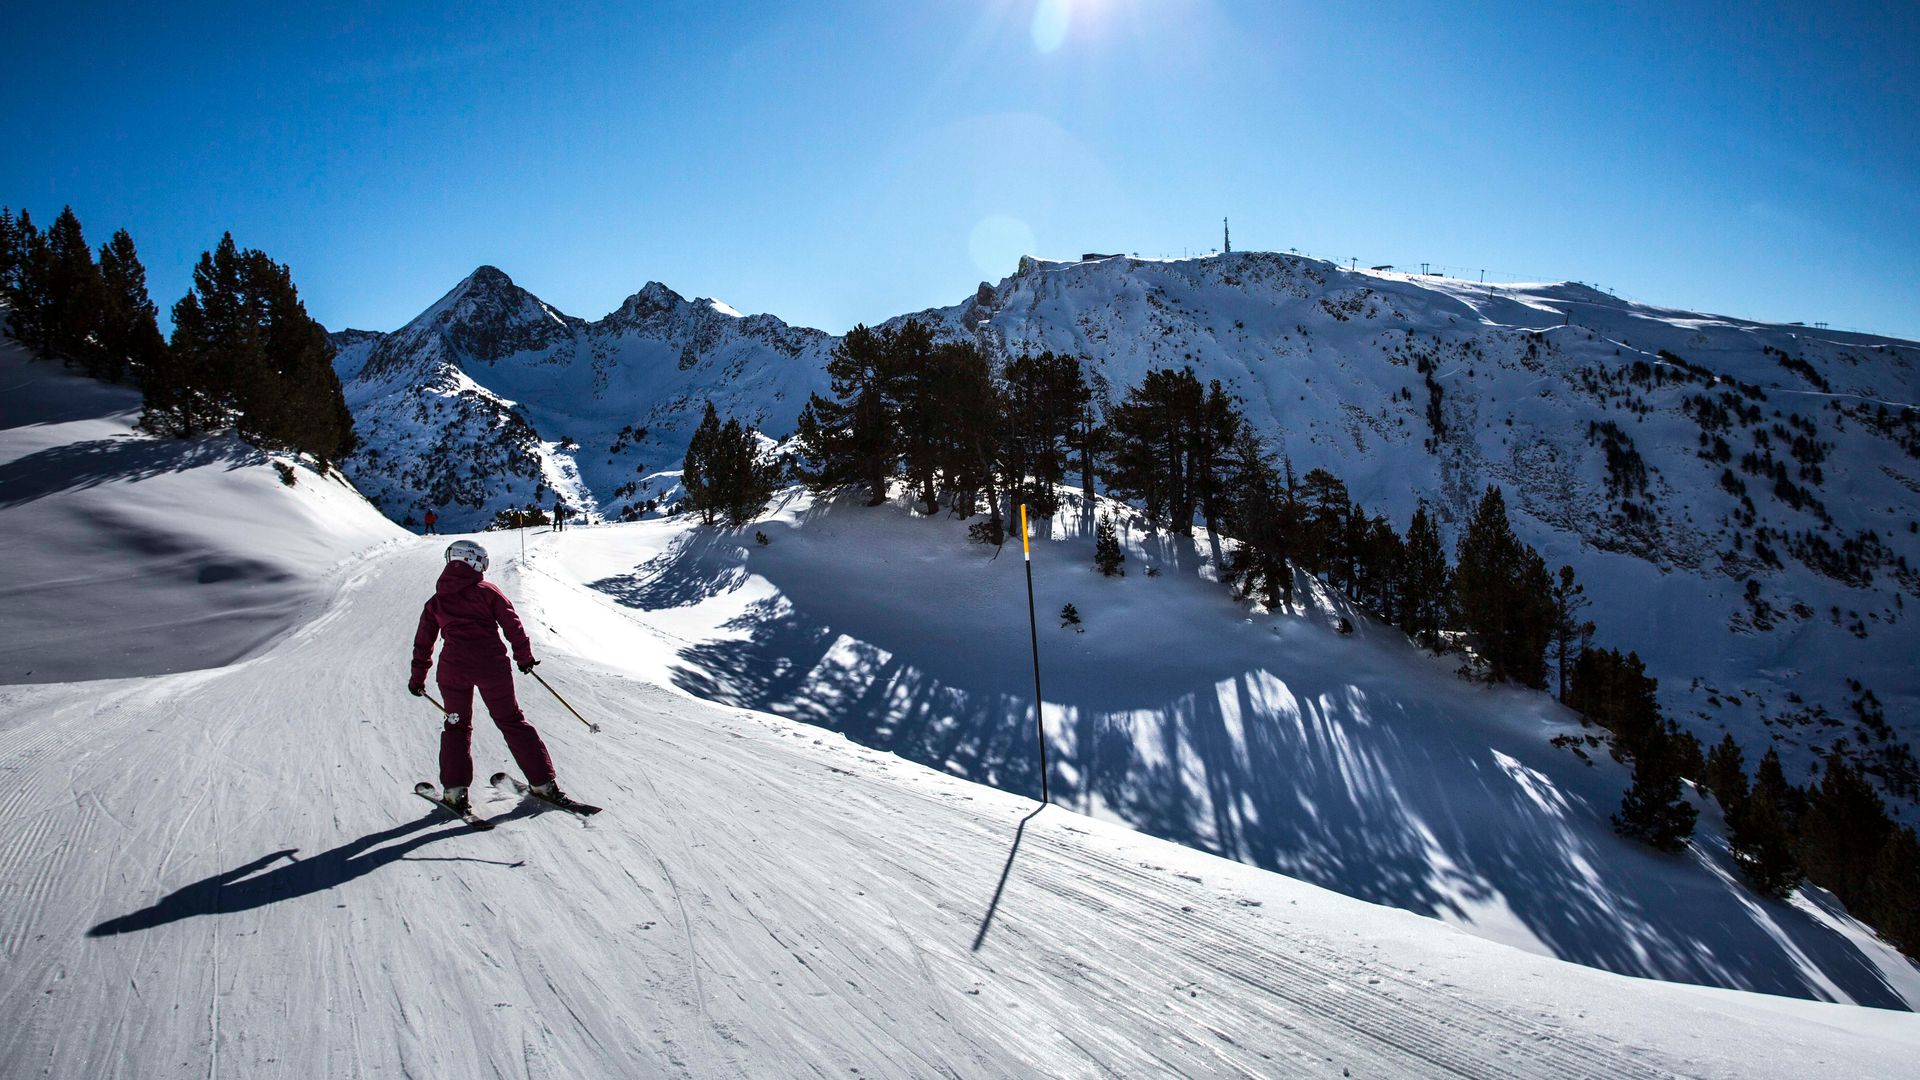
<box><xmin>528</xmin><ymin>669</ymin><xmax>601</xmax><ymax>733</ymax></box>
<box><xmin>420</xmin><ymin>690</ymin><xmax>449</xmax><ymax>715</ymax></box>
<box><xmin>1021</xmin><ymin>503</ymin><xmax>1050</xmax><ymax>804</ymax></box>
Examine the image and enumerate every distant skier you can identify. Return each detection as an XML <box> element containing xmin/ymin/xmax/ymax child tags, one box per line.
<box><xmin>408</xmin><ymin>540</ymin><xmax>566</xmax><ymax>812</ymax></box>
<box><xmin>552</xmin><ymin>498</ymin><xmax>567</xmax><ymax>532</ymax></box>
<box><xmin>422</xmin><ymin>509</ymin><xmax>438</xmax><ymax>535</ymax></box>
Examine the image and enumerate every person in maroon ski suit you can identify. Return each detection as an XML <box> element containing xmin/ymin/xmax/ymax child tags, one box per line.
<box><xmin>408</xmin><ymin>540</ymin><xmax>563</xmax><ymax>810</ymax></box>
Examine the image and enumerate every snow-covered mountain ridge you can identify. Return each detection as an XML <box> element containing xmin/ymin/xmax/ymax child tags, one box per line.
<box><xmin>332</xmin><ymin>265</ymin><xmax>835</xmax><ymax>532</ymax></box>
<box><xmin>336</xmin><ymin>251</ymin><xmax>1920</xmax><ymax>812</ymax></box>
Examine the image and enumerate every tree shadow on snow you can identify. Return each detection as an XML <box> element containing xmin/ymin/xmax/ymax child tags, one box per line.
<box><xmin>0</xmin><ymin>435</ymin><xmax>261</xmax><ymax>510</ymax></box>
<box><xmin>601</xmin><ymin>512</ymin><xmax>1911</xmax><ymax>1009</ymax></box>
<box><xmin>87</xmin><ymin>807</ymin><xmax>537</xmax><ymax>936</ymax></box>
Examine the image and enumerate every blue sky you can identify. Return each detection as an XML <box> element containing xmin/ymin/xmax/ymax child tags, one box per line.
<box><xmin>5</xmin><ymin>1</ymin><xmax>1916</xmax><ymax>338</ymax></box>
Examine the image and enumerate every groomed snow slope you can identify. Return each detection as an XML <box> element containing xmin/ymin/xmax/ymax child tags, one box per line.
<box><xmin>5</xmin><ymin>540</ymin><xmax>1919</xmax><ymax>1078</ymax></box>
<box><xmin>6</xmin><ymin>359</ymin><xmax>1920</xmax><ymax>1076</ymax></box>
<box><xmin>532</xmin><ymin>493</ymin><xmax>1920</xmax><ymax>1009</ymax></box>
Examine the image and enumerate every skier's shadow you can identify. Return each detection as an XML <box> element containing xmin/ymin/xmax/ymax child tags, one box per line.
<box><xmin>87</xmin><ymin>804</ymin><xmax>541</xmax><ymax>936</ymax></box>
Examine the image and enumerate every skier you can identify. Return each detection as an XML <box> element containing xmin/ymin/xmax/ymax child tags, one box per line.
<box><xmin>422</xmin><ymin>509</ymin><xmax>438</xmax><ymax>535</ymax></box>
<box><xmin>552</xmin><ymin>497</ymin><xmax>567</xmax><ymax>532</ymax></box>
<box><xmin>408</xmin><ymin>540</ymin><xmax>566</xmax><ymax>812</ymax></box>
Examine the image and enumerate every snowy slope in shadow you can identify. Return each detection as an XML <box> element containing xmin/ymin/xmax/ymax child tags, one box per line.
<box><xmin>541</xmin><ymin>492</ymin><xmax>1920</xmax><ymax>1008</ymax></box>
<box><xmin>0</xmin><ymin>342</ymin><xmax>402</xmax><ymax>682</ymax></box>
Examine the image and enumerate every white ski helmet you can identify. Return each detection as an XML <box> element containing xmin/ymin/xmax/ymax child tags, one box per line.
<box><xmin>445</xmin><ymin>540</ymin><xmax>490</xmax><ymax>573</ymax></box>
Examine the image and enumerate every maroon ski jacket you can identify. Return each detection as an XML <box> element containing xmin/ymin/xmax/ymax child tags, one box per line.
<box><xmin>410</xmin><ymin>561</ymin><xmax>535</xmax><ymax>687</ymax></box>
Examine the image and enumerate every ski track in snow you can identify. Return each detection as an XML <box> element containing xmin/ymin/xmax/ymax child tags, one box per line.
<box><xmin>3</xmin><ymin>534</ymin><xmax>1918</xmax><ymax>1078</ymax></box>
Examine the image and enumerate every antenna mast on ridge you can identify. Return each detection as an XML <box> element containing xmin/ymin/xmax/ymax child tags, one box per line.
<box><xmin>1223</xmin><ymin>217</ymin><xmax>1231</xmax><ymax>254</ymax></box>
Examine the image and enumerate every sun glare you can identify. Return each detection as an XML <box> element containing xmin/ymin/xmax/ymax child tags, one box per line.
<box><xmin>1031</xmin><ymin>0</ymin><xmax>1072</xmax><ymax>52</ymax></box>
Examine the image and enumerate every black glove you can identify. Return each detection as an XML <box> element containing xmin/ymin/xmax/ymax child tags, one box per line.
<box><xmin>518</xmin><ymin>659</ymin><xmax>539</xmax><ymax>675</ymax></box>
<box><xmin>408</xmin><ymin>683</ymin><xmax>425</xmax><ymax>697</ymax></box>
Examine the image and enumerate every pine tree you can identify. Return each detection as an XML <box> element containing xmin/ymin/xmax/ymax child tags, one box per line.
<box><xmin>1703</xmin><ymin>733</ymin><xmax>1748</xmax><ymax>811</ymax></box>
<box><xmin>160</xmin><ymin>233</ymin><xmax>355</xmax><ymax>460</ymax></box>
<box><xmin>1193</xmin><ymin>379</ymin><xmax>1241</xmax><ymax>534</ymax></box>
<box><xmin>1002</xmin><ymin>351</ymin><xmax>1090</xmax><ymax>518</ymax></box>
<box><xmin>793</xmin><ymin>322</ymin><xmax>903</xmax><ymax>504</ymax></box>
<box><xmin>6</xmin><ymin>209</ymin><xmax>45</xmax><ymax>343</ymax></box>
<box><xmin>1222</xmin><ymin>428</ymin><xmax>1291</xmax><ymax>610</ymax></box>
<box><xmin>1094</xmin><ymin>513</ymin><xmax>1125</xmax><ymax>576</ymax></box>
<box><xmin>683</xmin><ymin>401</ymin><xmax>723</xmax><ymax>525</ymax></box>
<box><xmin>1059</xmin><ymin>602</ymin><xmax>1081</xmax><ymax>629</ymax></box>
<box><xmin>1728</xmin><ymin>745</ymin><xmax>1804</xmax><ymax>897</ymax></box>
<box><xmin>684</xmin><ymin>401</ymin><xmax>781</xmax><ymax>527</ymax></box>
<box><xmin>1354</xmin><ymin>512</ymin><xmax>1401</xmax><ymax>617</ymax></box>
<box><xmin>1299</xmin><ymin>468</ymin><xmax>1349</xmax><ymax>580</ymax></box>
<box><xmin>39</xmin><ymin>207</ymin><xmax>107</xmax><ymax>369</ymax></box>
<box><xmin>1612</xmin><ymin>730</ymin><xmax>1698</xmax><ymax>853</ymax></box>
<box><xmin>94</xmin><ymin>229</ymin><xmax>167</xmax><ymax>385</ymax></box>
<box><xmin>885</xmin><ymin>320</ymin><xmax>944</xmax><ymax>514</ymax></box>
<box><xmin>1797</xmin><ymin>750</ymin><xmax>1892</xmax><ymax>909</ymax></box>
<box><xmin>1729</xmin><ymin>784</ymin><xmax>1801</xmax><ymax>898</ymax></box>
<box><xmin>1567</xmin><ymin>647</ymin><xmax>1662</xmax><ymax>757</ymax></box>
<box><xmin>1549</xmin><ymin>564</ymin><xmax>1595</xmax><ymax>702</ymax></box>
<box><xmin>1105</xmin><ymin>367</ymin><xmax>1243</xmax><ymax>533</ymax></box>
<box><xmin>931</xmin><ymin>340</ymin><xmax>1000</xmax><ymax>520</ymax></box>
<box><xmin>718</xmin><ymin>417</ymin><xmax>780</xmax><ymax>526</ymax></box>
<box><xmin>1454</xmin><ymin>486</ymin><xmax>1553</xmax><ymax>687</ymax></box>
<box><xmin>0</xmin><ymin>207</ymin><xmax>20</xmax><ymax>303</ymax></box>
<box><xmin>1395</xmin><ymin>502</ymin><xmax>1450</xmax><ymax>649</ymax></box>
<box><xmin>1069</xmin><ymin>369</ymin><xmax>1112</xmax><ymax>508</ymax></box>
<box><xmin>1861</xmin><ymin>827</ymin><xmax>1920</xmax><ymax>958</ymax></box>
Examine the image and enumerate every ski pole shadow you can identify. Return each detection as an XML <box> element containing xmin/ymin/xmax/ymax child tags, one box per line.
<box><xmin>971</xmin><ymin>804</ymin><xmax>1046</xmax><ymax>952</ymax></box>
<box><xmin>87</xmin><ymin>804</ymin><xmax>540</xmax><ymax>937</ymax></box>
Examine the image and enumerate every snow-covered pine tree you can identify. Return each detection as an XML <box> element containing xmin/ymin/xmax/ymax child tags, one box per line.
<box><xmin>1094</xmin><ymin>514</ymin><xmax>1125</xmax><ymax>576</ymax></box>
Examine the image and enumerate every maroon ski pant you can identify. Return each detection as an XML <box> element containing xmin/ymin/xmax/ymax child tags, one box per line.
<box><xmin>438</xmin><ymin>661</ymin><xmax>556</xmax><ymax>788</ymax></box>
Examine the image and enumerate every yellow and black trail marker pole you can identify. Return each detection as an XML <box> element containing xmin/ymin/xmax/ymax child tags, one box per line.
<box><xmin>1021</xmin><ymin>503</ymin><xmax>1050</xmax><ymax>804</ymax></box>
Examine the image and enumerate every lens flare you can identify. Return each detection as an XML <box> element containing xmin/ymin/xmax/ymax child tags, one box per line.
<box><xmin>1031</xmin><ymin>0</ymin><xmax>1071</xmax><ymax>52</ymax></box>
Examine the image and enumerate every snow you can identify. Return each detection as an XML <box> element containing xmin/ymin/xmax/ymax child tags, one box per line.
<box><xmin>531</xmin><ymin>489</ymin><xmax>1920</xmax><ymax>1008</ymax></box>
<box><xmin>6</xmin><ymin>331</ymin><xmax>1920</xmax><ymax>1076</ymax></box>
<box><xmin>0</xmin><ymin>343</ymin><xmax>401</xmax><ymax>682</ymax></box>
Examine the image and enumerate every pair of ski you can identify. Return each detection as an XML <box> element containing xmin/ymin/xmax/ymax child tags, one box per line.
<box><xmin>414</xmin><ymin>772</ymin><xmax>602</xmax><ymax>829</ymax></box>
